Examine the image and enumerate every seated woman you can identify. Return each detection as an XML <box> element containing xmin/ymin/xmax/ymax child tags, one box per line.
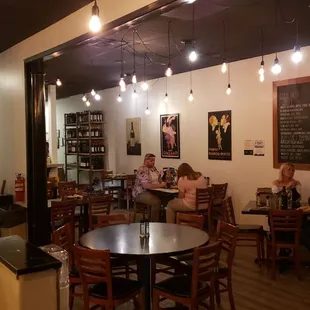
<box><xmin>166</xmin><ymin>163</ymin><xmax>206</xmax><ymax>223</ymax></box>
<box><xmin>132</xmin><ymin>153</ymin><xmax>166</xmax><ymax>222</ymax></box>
<box><xmin>272</xmin><ymin>162</ymin><xmax>301</xmax><ymax>203</ymax></box>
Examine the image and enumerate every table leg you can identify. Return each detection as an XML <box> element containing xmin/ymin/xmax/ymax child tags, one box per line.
<box><xmin>137</xmin><ymin>256</ymin><xmax>154</xmax><ymax>309</ymax></box>
<box><xmin>82</xmin><ymin>203</ymin><xmax>89</xmax><ymax>234</ymax></box>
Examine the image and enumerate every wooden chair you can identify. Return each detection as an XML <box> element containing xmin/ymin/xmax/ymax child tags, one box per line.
<box><xmin>214</xmin><ymin>220</ymin><xmax>238</xmax><ymax>310</ymax></box>
<box><xmin>58</xmin><ymin>181</ymin><xmax>76</xmax><ymax>198</ymax></box>
<box><xmin>74</xmin><ymin>246</ymin><xmax>145</xmax><ymax>310</ymax></box>
<box><xmin>133</xmin><ymin>202</ymin><xmax>151</xmax><ymax>223</ymax></box>
<box><xmin>101</xmin><ymin>170</ymin><xmax>122</xmax><ymax>199</ymax></box>
<box><xmin>52</xmin><ymin>223</ymin><xmax>81</xmax><ymax>310</ymax></box>
<box><xmin>47</xmin><ymin>181</ymin><xmax>54</xmax><ymax>199</ymax></box>
<box><xmin>153</xmin><ymin>242</ymin><xmax>221</xmax><ymax>310</ymax></box>
<box><xmin>195</xmin><ymin>187</ymin><xmax>214</xmax><ymax>232</ymax></box>
<box><xmin>267</xmin><ymin>209</ymin><xmax>303</xmax><ymax>280</ymax></box>
<box><xmin>96</xmin><ymin>213</ymin><xmax>132</xmax><ymax>227</ymax></box>
<box><xmin>118</xmin><ymin>174</ymin><xmax>136</xmax><ymax>210</ymax></box>
<box><xmin>176</xmin><ymin>213</ymin><xmax>205</xmax><ymax>230</ymax></box>
<box><xmin>88</xmin><ymin>194</ymin><xmax>112</xmax><ymax>230</ymax></box>
<box><xmin>211</xmin><ymin>183</ymin><xmax>228</xmax><ymax>226</ymax></box>
<box><xmin>222</xmin><ymin>196</ymin><xmax>265</xmax><ymax>263</ymax></box>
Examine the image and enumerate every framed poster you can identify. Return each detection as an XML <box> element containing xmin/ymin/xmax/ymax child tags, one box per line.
<box><xmin>273</xmin><ymin>77</ymin><xmax>310</xmax><ymax>170</ymax></box>
<box><xmin>160</xmin><ymin>113</ymin><xmax>180</xmax><ymax>159</ymax></box>
<box><xmin>208</xmin><ymin>110</ymin><xmax>232</xmax><ymax>161</ymax></box>
<box><xmin>126</xmin><ymin>117</ymin><xmax>142</xmax><ymax>155</ymax></box>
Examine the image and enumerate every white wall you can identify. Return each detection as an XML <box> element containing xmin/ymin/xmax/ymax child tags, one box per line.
<box><xmin>0</xmin><ymin>0</ymin><xmax>155</xmax><ymax>193</ymax></box>
<box><xmin>56</xmin><ymin>46</ymin><xmax>310</xmax><ymax>224</ymax></box>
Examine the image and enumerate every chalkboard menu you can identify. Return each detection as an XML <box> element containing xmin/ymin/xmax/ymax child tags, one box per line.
<box><xmin>273</xmin><ymin>77</ymin><xmax>310</xmax><ymax>170</ymax></box>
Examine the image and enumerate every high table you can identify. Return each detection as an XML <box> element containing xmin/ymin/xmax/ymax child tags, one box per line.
<box><xmin>80</xmin><ymin>222</ymin><xmax>209</xmax><ymax>309</ymax></box>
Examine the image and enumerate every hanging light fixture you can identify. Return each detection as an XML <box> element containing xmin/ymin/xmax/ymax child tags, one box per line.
<box><xmin>95</xmin><ymin>93</ymin><xmax>101</xmax><ymax>101</ymax></box>
<box><xmin>165</xmin><ymin>21</ymin><xmax>173</xmax><ymax>77</ymax></box>
<box><xmin>85</xmin><ymin>100</ymin><xmax>91</xmax><ymax>107</ymax></box>
<box><xmin>258</xmin><ymin>28</ymin><xmax>265</xmax><ymax>82</ymax></box>
<box><xmin>89</xmin><ymin>1</ymin><xmax>102</xmax><ymax>33</ymax></box>
<box><xmin>82</xmin><ymin>95</ymin><xmax>87</xmax><ymax>102</ymax></box>
<box><xmin>188</xmin><ymin>4</ymin><xmax>198</xmax><ymax>63</ymax></box>
<box><xmin>56</xmin><ymin>78</ymin><xmax>62</xmax><ymax>87</ymax></box>
<box><xmin>145</xmin><ymin>90</ymin><xmax>151</xmax><ymax>115</ymax></box>
<box><xmin>226</xmin><ymin>64</ymin><xmax>232</xmax><ymax>95</ymax></box>
<box><xmin>292</xmin><ymin>19</ymin><xmax>302</xmax><ymax>64</ymax></box>
<box><xmin>164</xmin><ymin>77</ymin><xmax>169</xmax><ymax>103</ymax></box>
<box><xmin>117</xmin><ymin>94</ymin><xmax>122</xmax><ymax>102</ymax></box>
<box><xmin>91</xmin><ymin>89</ymin><xmax>96</xmax><ymax>96</ymax></box>
<box><xmin>132</xmin><ymin>89</ymin><xmax>138</xmax><ymax>99</ymax></box>
<box><xmin>271</xmin><ymin>54</ymin><xmax>281</xmax><ymax>75</ymax></box>
<box><xmin>221</xmin><ymin>21</ymin><xmax>227</xmax><ymax>73</ymax></box>
<box><xmin>132</xmin><ymin>30</ymin><xmax>138</xmax><ymax>84</ymax></box>
<box><xmin>188</xmin><ymin>69</ymin><xmax>194</xmax><ymax>101</ymax></box>
<box><xmin>119</xmin><ymin>40</ymin><xmax>126</xmax><ymax>92</ymax></box>
<box><xmin>141</xmin><ymin>55</ymin><xmax>149</xmax><ymax>91</ymax></box>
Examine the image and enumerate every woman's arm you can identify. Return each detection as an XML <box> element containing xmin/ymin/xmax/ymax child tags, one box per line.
<box><xmin>178</xmin><ymin>191</ymin><xmax>185</xmax><ymax>199</ymax></box>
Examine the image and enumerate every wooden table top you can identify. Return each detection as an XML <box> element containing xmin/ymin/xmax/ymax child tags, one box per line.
<box><xmin>80</xmin><ymin>223</ymin><xmax>209</xmax><ymax>256</ymax></box>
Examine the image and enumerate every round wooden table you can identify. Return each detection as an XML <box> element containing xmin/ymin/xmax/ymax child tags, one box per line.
<box><xmin>80</xmin><ymin>223</ymin><xmax>209</xmax><ymax>308</ymax></box>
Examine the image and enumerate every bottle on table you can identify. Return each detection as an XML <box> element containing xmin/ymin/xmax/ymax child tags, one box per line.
<box><xmin>287</xmin><ymin>187</ymin><xmax>293</xmax><ymax>210</ymax></box>
<box><xmin>280</xmin><ymin>186</ymin><xmax>288</xmax><ymax>210</ymax></box>
<box><xmin>256</xmin><ymin>192</ymin><xmax>261</xmax><ymax>206</ymax></box>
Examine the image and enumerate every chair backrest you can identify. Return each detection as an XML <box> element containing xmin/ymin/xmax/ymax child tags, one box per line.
<box><xmin>191</xmin><ymin>241</ymin><xmax>221</xmax><ymax>298</ymax></box>
<box><xmin>176</xmin><ymin>213</ymin><xmax>204</xmax><ymax>230</ymax></box>
<box><xmin>269</xmin><ymin>210</ymin><xmax>303</xmax><ymax>246</ymax></box>
<box><xmin>52</xmin><ymin>223</ymin><xmax>73</xmax><ymax>267</ymax></box>
<box><xmin>74</xmin><ymin>246</ymin><xmax>113</xmax><ymax>306</ymax></box>
<box><xmin>221</xmin><ymin>196</ymin><xmax>236</xmax><ymax>226</ymax></box>
<box><xmin>211</xmin><ymin>183</ymin><xmax>228</xmax><ymax>200</ymax></box>
<box><xmin>50</xmin><ymin>200</ymin><xmax>76</xmax><ymax>232</ymax></box>
<box><xmin>59</xmin><ymin>181</ymin><xmax>76</xmax><ymax>198</ymax></box>
<box><xmin>47</xmin><ymin>182</ymin><xmax>54</xmax><ymax>199</ymax></box>
<box><xmin>89</xmin><ymin>194</ymin><xmax>112</xmax><ymax>230</ymax></box>
<box><xmin>216</xmin><ymin>220</ymin><xmax>238</xmax><ymax>269</ymax></box>
<box><xmin>126</xmin><ymin>174</ymin><xmax>136</xmax><ymax>190</ymax></box>
<box><xmin>96</xmin><ymin>213</ymin><xmax>131</xmax><ymax>227</ymax></box>
<box><xmin>196</xmin><ymin>187</ymin><xmax>214</xmax><ymax>210</ymax></box>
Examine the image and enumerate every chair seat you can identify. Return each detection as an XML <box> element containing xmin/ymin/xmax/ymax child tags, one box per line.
<box><xmin>69</xmin><ymin>266</ymin><xmax>80</xmax><ymax>278</ymax></box>
<box><xmin>154</xmin><ymin>275</ymin><xmax>209</xmax><ymax>298</ymax></box>
<box><xmin>90</xmin><ymin>277</ymin><xmax>142</xmax><ymax>299</ymax></box>
<box><xmin>236</xmin><ymin>224</ymin><xmax>263</xmax><ymax>233</ymax></box>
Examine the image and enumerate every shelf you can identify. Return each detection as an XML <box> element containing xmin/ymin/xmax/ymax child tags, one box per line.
<box><xmin>78</xmin><ymin>122</ymin><xmax>105</xmax><ymax>125</ymax></box>
<box><xmin>65</xmin><ymin>123</ymin><xmax>77</xmax><ymax>127</ymax></box>
<box><xmin>66</xmin><ymin>153</ymin><xmax>77</xmax><ymax>155</ymax></box>
<box><xmin>78</xmin><ymin>137</ymin><xmax>105</xmax><ymax>140</ymax></box>
<box><xmin>78</xmin><ymin>168</ymin><xmax>105</xmax><ymax>172</ymax></box>
<box><xmin>79</xmin><ymin>153</ymin><xmax>105</xmax><ymax>156</ymax></box>
<box><xmin>66</xmin><ymin>138</ymin><xmax>77</xmax><ymax>141</ymax></box>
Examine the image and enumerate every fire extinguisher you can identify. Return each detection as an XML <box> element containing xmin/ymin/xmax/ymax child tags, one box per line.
<box><xmin>15</xmin><ymin>173</ymin><xmax>25</xmax><ymax>202</ymax></box>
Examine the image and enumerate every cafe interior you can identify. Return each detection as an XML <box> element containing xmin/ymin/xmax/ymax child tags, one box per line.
<box><xmin>1</xmin><ymin>0</ymin><xmax>310</xmax><ymax>309</ymax></box>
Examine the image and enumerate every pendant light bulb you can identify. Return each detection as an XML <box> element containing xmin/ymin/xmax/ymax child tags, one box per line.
<box><xmin>91</xmin><ymin>89</ymin><xmax>96</xmax><ymax>96</ymax></box>
<box><xmin>56</xmin><ymin>78</ymin><xmax>62</xmax><ymax>87</ymax></box>
<box><xmin>226</xmin><ymin>84</ymin><xmax>232</xmax><ymax>95</ymax></box>
<box><xmin>132</xmin><ymin>72</ymin><xmax>137</xmax><ymax>84</ymax></box>
<box><xmin>165</xmin><ymin>65</ymin><xmax>173</xmax><ymax>77</ymax></box>
<box><xmin>141</xmin><ymin>81</ymin><xmax>149</xmax><ymax>91</ymax></box>
<box><xmin>85</xmin><ymin>100</ymin><xmax>91</xmax><ymax>107</ymax></box>
<box><xmin>271</xmin><ymin>56</ymin><xmax>281</xmax><ymax>75</ymax></box>
<box><xmin>188</xmin><ymin>90</ymin><xmax>194</xmax><ymax>102</ymax></box>
<box><xmin>259</xmin><ymin>73</ymin><xmax>265</xmax><ymax>82</ymax></box>
<box><xmin>164</xmin><ymin>93</ymin><xmax>169</xmax><ymax>103</ymax></box>
<box><xmin>189</xmin><ymin>49</ymin><xmax>198</xmax><ymax>62</ymax></box>
<box><xmin>132</xmin><ymin>90</ymin><xmax>138</xmax><ymax>99</ymax></box>
<box><xmin>119</xmin><ymin>76</ymin><xmax>126</xmax><ymax>88</ymax></box>
<box><xmin>82</xmin><ymin>95</ymin><xmax>87</xmax><ymax>102</ymax></box>
<box><xmin>117</xmin><ymin>94</ymin><xmax>122</xmax><ymax>102</ymax></box>
<box><xmin>221</xmin><ymin>62</ymin><xmax>227</xmax><ymax>73</ymax></box>
<box><xmin>145</xmin><ymin>107</ymin><xmax>151</xmax><ymax>115</ymax></box>
<box><xmin>89</xmin><ymin>1</ymin><xmax>102</xmax><ymax>33</ymax></box>
<box><xmin>292</xmin><ymin>46</ymin><xmax>302</xmax><ymax>64</ymax></box>
<box><xmin>95</xmin><ymin>93</ymin><xmax>101</xmax><ymax>101</ymax></box>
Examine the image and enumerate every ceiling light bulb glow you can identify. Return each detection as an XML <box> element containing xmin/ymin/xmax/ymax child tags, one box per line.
<box><xmin>117</xmin><ymin>94</ymin><xmax>122</xmax><ymax>102</ymax></box>
<box><xmin>132</xmin><ymin>90</ymin><xmax>138</xmax><ymax>99</ymax></box>
<box><xmin>145</xmin><ymin>107</ymin><xmax>151</xmax><ymax>115</ymax></box>
<box><xmin>164</xmin><ymin>93</ymin><xmax>168</xmax><ymax>103</ymax></box>
<box><xmin>82</xmin><ymin>95</ymin><xmax>87</xmax><ymax>102</ymax></box>
<box><xmin>56</xmin><ymin>78</ymin><xmax>62</xmax><ymax>86</ymax></box>
<box><xmin>226</xmin><ymin>84</ymin><xmax>232</xmax><ymax>95</ymax></box>
<box><xmin>188</xmin><ymin>90</ymin><xmax>194</xmax><ymax>102</ymax></box>
<box><xmin>221</xmin><ymin>62</ymin><xmax>227</xmax><ymax>73</ymax></box>
<box><xmin>271</xmin><ymin>57</ymin><xmax>281</xmax><ymax>75</ymax></box>
<box><xmin>259</xmin><ymin>73</ymin><xmax>265</xmax><ymax>82</ymax></box>
<box><xmin>186</xmin><ymin>0</ymin><xmax>196</xmax><ymax>3</ymax></box>
<box><xmin>259</xmin><ymin>66</ymin><xmax>264</xmax><ymax>76</ymax></box>
<box><xmin>165</xmin><ymin>65</ymin><xmax>173</xmax><ymax>77</ymax></box>
<box><xmin>141</xmin><ymin>81</ymin><xmax>149</xmax><ymax>91</ymax></box>
<box><xmin>85</xmin><ymin>100</ymin><xmax>91</xmax><ymax>107</ymax></box>
<box><xmin>91</xmin><ymin>89</ymin><xmax>96</xmax><ymax>96</ymax></box>
<box><xmin>132</xmin><ymin>72</ymin><xmax>137</xmax><ymax>84</ymax></box>
<box><xmin>189</xmin><ymin>50</ymin><xmax>198</xmax><ymax>62</ymax></box>
<box><xmin>89</xmin><ymin>2</ymin><xmax>101</xmax><ymax>33</ymax></box>
<box><xmin>95</xmin><ymin>93</ymin><xmax>101</xmax><ymax>101</ymax></box>
<box><xmin>119</xmin><ymin>77</ymin><xmax>126</xmax><ymax>88</ymax></box>
<box><xmin>292</xmin><ymin>46</ymin><xmax>302</xmax><ymax>64</ymax></box>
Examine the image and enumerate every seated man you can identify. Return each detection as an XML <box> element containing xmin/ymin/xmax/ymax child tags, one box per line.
<box><xmin>132</xmin><ymin>153</ymin><xmax>166</xmax><ymax>222</ymax></box>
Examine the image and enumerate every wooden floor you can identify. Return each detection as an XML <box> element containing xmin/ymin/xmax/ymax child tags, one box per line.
<box><xmin>73</xmin><ymin>245</ymin><xmax>310</xmax><ymax>310</ymax></box>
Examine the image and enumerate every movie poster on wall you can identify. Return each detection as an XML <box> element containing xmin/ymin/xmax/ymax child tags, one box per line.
<box><xmin>126</xmin><ymin>117</ymin><xmax>142</xmax><ymax>155</ymax></box>
<box><xmin>160</xmin><ymin>114</ymin><xmax>180</xmax><ymax>159</ymax></box>
<box><xmin>208</xmin><ymin>110</ymin><xmax>232</xmax><ymax>160</ymax></box>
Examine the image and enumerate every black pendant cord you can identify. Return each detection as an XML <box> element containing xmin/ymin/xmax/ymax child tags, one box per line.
<box><xmin>166</xmin><ymin>76</ymin><xmax>168</xmax><ymax>93</ymax></box>
<box><xmin>192</xmin><ymin>3</ymin><xmax>195</xmax><ymax>46</ymax></box>
<box><xmin>260</xmin><ymin>28</ymin><xmax>264</xmax><ymax>63</ymax></box>
<box><xmin>228</xmin><ymin>63</ymin><xmax>230</xmax><ymax>85</ymax></box>
<box><xmin>168</xmin><ymin>21</ymin><xmax>172</xmax><ymax>65</ymax></box>
<box><xmin>146</xmin><ymin>90</ymin><xmax>149</xmax><ymax>109</ymax></box>
<box><xmin>295</xmin><ymin>18</ymin><xmax>299</xmax><ymax>46</ymax></box>
<box><xmin>143</xmin><ymin>54</ymin><xmax>146</xmax><ymax>81</ymax></box>
<box><xmin>133</xmin><ymin>30</ymin><xmax>136</xmax><ymax>72</ymax></box>
<box><xmin>121</xmin><ymin>40</ymin><xmax>124</xmax><ymax>75</ymax></box>
<box><xmin>222</xmin><ymin>21</ymin><xmax>227</xmax><ymax>62</ymax></box>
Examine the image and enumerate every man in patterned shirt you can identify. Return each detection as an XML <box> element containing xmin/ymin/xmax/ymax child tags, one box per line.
<box><xmin>133</xmin><ymin>153</ymin><xmax>166</xmax><ymax>222</ymax></box>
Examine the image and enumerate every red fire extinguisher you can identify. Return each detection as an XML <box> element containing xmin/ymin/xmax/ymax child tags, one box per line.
<box><xmin>15</xmin><ymin>173</ymin><xmax>25</xmax><ymax>202</ymax></box>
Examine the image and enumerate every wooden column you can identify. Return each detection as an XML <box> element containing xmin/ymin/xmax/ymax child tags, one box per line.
<box><xmin>25</xmin><ymin>59</ymin><xmax>50</xmax><ymax>246</ymax></box>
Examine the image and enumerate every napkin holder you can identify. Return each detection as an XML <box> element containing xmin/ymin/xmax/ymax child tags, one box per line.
<box><xmin>256</xmin><ymin>187</ymin><xmax>273</xmax><ymax>206</ymax></box>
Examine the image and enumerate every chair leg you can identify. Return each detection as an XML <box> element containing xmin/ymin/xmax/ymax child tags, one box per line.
<box><xmin>255</xmin><ymin>233</ymin><xmax>262</xmax><ymax>263</ymax></box>
<box><xmin>69</xmin><ymin>285</ymin><xmax>75</xmax><ymax>310</ymax></box>
<box><xmin>134</xmin><ymin>288</ymin><xmax>145</xmax><ymax>310</ymax></box>
<box><xmin>271</xmin><ymin>248</ymin><xmax>277</xmax><ymax>280</ymax></box>
<box><xmin>152</xmin><ymin>290</ymin><xmax>160</xmax><ymax>310</ymax></box>
<box><xmin>294</xmin><ymin>249</ymin><xmax>302</xmax><ymax>280</ymax></box>
<box><xmin>125</xmin><ymin>263</ymin><xmax>130</xmax><ymax>279</ymax></box>
<box><xmin>260</xmin><ymin>231</ymin><xmax>265</xmax><ymax>261</ymax></box>
<box><xmin>227</xmin><ymin>277</ymin><xmax>236</xmax><ymax>310</ymax></box>
<box><xmin>215</xmin><ymin>281</ymin><xmax>221</xmax><ymax>305</ymax></box>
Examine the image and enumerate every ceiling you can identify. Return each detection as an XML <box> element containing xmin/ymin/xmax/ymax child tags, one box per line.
<box><xmin>43</xmin><ymin>0</ymin><xmax>310</xmax><ymax>99</ymax></box>
<box><xmin>0</xmin><ymin>0</ymin><xmax>93</xmax><ymax>52</ymax></box>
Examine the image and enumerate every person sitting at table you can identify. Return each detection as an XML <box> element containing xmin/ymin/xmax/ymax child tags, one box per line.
<box><xmin>272</xmin><ymin>162</ymin><xmax>301</xmax><ymax>201</ymax></box>
<box><xmin>166</xmin><ymin>163</ymin><xmax>206</xmax><ymax>223</ymax></box>
<box><xmin>132</xmin><ymin>153</ymin><xmax>166</xmax><ymax>222</ymax></box>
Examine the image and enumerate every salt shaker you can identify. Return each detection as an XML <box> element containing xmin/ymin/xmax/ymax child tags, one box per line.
<box><xmin>145</xmin><ymin>220</ymin><xmax>150</xmax><ymax>238</ymax></box>
<box><xmin>140</xmin><ymin>220</ymin><xmax>145</xmax><ymax>238</ymax></box>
